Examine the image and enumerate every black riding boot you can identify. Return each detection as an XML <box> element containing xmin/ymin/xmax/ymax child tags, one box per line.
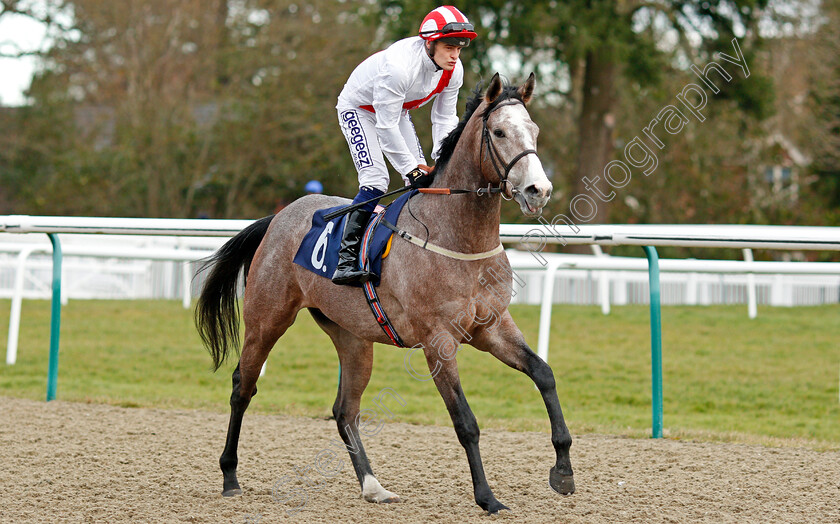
<box><xmin>331</xmin><ymin>208</ymin><xmax>375</xmax><ymax>285</ymax></box>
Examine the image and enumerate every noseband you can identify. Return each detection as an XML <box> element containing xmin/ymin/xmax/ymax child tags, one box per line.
<box><xmin>479</xmin><ymin>99</ymin><xmax>538</xmax><ymax>199</ymax></box>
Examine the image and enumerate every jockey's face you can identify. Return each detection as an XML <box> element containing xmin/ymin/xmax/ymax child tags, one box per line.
<box><xmin>428</xmin><ymin>42</ymin><xmax>462</xmax><ymax>71</ymax></box>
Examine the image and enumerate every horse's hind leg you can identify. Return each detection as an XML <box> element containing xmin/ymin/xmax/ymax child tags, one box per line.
<box><xmin>309</xmin><ymin>308</ymin><xmax>399</xmax><ymax>503</ymax></box>
<box><xmin>471</xmin><ymin>311</ymin><xmax>575</xmax><ymax>495</ymax></box>
<box><xmin>220</xmin><ymin>304</ymin><xmax>298</xmax><ymax>496</ymax></box>
<box><xmin>220</xmin><ymin>363</ymin><xmax>250</xmax><ymax>496</ymax></box>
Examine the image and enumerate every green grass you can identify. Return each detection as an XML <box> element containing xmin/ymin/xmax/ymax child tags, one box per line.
<box><xmin>1</xmin><ymin>299</ymin><xmax>838</xmax><ymax>449</ymax></box>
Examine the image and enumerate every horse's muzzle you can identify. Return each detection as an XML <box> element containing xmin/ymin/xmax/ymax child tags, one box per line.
<box><xmin>515</xmin><ymin>182</ymin><xmax>552</xmax><ymax>216</ymax></box>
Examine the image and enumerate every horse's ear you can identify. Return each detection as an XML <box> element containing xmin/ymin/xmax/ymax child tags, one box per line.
<box><xmin>519</xmin><ymin>72</ymin><xmax>536</xmax><ymax>105</ymax></box>
<box><xmin>485</xmin><ymin>73</ymin><xmax>503</xmax><ymax>103</ymax></box>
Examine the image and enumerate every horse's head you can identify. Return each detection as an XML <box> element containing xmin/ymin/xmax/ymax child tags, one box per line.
<box><xmin>478</xmin><ymin>73</ymin><xmax>552</xmax><ymax>217</ymax></box>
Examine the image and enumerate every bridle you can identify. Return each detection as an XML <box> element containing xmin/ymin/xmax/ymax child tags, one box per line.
<box><xmin>478</xmin><ymin>99</ymin><xmax>538</xmax><ymax>200</ymax></box>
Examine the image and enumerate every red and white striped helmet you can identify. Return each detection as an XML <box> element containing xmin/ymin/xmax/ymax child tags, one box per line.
<box><xmin>418</xmin><ymin>6</ymin><xmax>477</xmax><ymax>46</ymax></box>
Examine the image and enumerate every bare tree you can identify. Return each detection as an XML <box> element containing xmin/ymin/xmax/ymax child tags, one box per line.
<box><xmin>2</xmin><ymin>0</ymin><xmax>376</xmax><ymax>218</ymax></box>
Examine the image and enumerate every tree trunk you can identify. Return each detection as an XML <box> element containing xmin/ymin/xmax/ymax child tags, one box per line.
<box><xmin>214</xmin><ymin>0</ymin><xmax>230</xmax><ymax>88</ymax></box>
<box><xmin>573</xmin><ymin>47</ymin><xmax>617</xmax><ymax>225</ymax></box>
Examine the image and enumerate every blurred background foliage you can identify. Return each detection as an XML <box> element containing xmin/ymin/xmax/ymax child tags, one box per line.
<box><xmin>0</xmin><ymin>0</ymin><xmax>837</xmax><ymax>242</ymax></box>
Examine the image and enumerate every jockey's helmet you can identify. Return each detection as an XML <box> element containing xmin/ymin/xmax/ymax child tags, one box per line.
<box><xmin>419</xmin><ymin>6</ymin><xmax>477</xmax><ymax>47</ymax></box>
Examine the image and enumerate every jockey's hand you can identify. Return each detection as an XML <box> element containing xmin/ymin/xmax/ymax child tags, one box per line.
<box><xmin>406</xmin><ymin>164</ymin><xmax>435</xmax><ymax>188</ymax></box>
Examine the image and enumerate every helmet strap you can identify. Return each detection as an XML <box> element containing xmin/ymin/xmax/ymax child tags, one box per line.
<box><xmin>425</xmin><ymin>40</ymin><xmax>443</xmax><ymax>71</ymax></box>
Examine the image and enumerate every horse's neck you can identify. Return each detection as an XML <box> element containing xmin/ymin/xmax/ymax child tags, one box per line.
<box><xmin>410</xmin><ymin>154</ymin><xmax>502</xmax><ymax>253</ymax></box>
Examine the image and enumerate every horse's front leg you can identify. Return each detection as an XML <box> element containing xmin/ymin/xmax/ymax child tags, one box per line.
<box><xmin>423</xmin><ymin>348</ymin><xmax>508</xmax><ymax>514</ymax></box>
<box><xmin>471</xmin><ymin>311</ymin><xmax>575</xmax><ymax>495</ymax></box>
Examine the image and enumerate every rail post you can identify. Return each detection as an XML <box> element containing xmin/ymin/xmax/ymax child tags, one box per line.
<box><xmin>537</xmin><ymin>260</ymin><xmax>561</xmax><ymax>362</ymax></box>
<box><xmin>46</xmin><ymin>234</ymin><xmax>63</xmax><ymax>401</ymax></box>
<box><xmin>6</xmin><ymin>246</ymin><xmax>36</xmax><ymax>365</ymax></box>
<box><xmin>643</xmin><ymin>246</ymin><xmax>664</xmax><ymax>438</ymax></box>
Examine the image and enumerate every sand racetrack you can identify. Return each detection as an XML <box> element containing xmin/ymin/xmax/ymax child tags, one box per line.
<box><xmin>2</xmin><ymin>397</ymin><xmax>838</xmax><ymax>523</ymax></box>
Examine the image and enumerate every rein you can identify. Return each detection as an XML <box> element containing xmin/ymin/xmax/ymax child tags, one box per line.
<box><xmin>324</xmin><ymin>98</ymin><xmax>539</xmax><ymax>221</ymax></box>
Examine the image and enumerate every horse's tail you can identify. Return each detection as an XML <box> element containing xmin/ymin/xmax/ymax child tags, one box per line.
<box><xmin>195</xmin><ymin>215</ymin><xmax>275</xmax><ymax>371</ymax></box>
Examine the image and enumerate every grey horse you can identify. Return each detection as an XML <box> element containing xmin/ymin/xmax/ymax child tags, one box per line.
<box><xmin>195</xmin><ymin>73</ymin><xmax>575</xmax><ymax>514</ymax></box>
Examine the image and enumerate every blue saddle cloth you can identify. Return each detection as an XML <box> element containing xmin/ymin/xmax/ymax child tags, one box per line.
<box><xmin>292</xmin><ymin>190</ymin><xmax>416</xmax><ymax>286</ymax></box>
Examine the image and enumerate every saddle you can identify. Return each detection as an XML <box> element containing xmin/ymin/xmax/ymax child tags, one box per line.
<box><xmin>292</xmin><ymin>190</ymin><xmax>417</xmax><ymax>287</ymax></box>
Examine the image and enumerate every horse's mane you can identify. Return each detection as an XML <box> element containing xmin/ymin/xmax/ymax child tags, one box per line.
<box><xmin>433</xmin><ymin>81</ymin><xmax>523</xmax><ymax>176</ymax></box>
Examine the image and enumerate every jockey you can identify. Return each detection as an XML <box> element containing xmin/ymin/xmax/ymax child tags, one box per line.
<box><xmin>332</xmin><ymin>5</ymin><xmax>477</xmax><ymax>285</ymax></box>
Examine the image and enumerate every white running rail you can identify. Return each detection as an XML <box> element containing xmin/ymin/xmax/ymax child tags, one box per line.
<box><xmin>2</xmin><ymin>216</ymin><xmax>839</xmax><ymax>367</ymax></box>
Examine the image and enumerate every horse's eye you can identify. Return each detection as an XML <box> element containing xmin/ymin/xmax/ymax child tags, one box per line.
<box><xmin>493</xmin><ymin>129</ymin><xmax>505</xmax><ymax>138</ymax></box>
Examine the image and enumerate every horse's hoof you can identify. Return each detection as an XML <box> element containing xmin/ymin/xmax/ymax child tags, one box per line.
<box><xmin>222</xmin><ymin>488</ymin><xmax>243</xmax><ymax>497</ymax></box>
<box><xmin>363</xmin><ymin>492</ymin><xmax>401</xmax><ymax>504</ymax></box>
<box><xmin>485</xmin><ymin>501</ymin><xmax>510</xmax><ymax>514</ymax></box>
<box><xmin>549</xmin><ymin>467</ymin><xmax>575</xmax><ymax>495</ymax></box>
<box><xmin>362</xmin><ymin>475</ymin><xmax>400</xmax><ymax>503</ymax></box>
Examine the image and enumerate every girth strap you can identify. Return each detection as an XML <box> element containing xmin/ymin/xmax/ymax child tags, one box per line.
<box><xmin>359</xmin><ymin>210</ymin><xmax>406</xmax><ymax>347</ymax></box>
<box><xmin>362</xmin><ymin>280</ymin><xmax>406</xmax><ymax>347</ymax></box>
